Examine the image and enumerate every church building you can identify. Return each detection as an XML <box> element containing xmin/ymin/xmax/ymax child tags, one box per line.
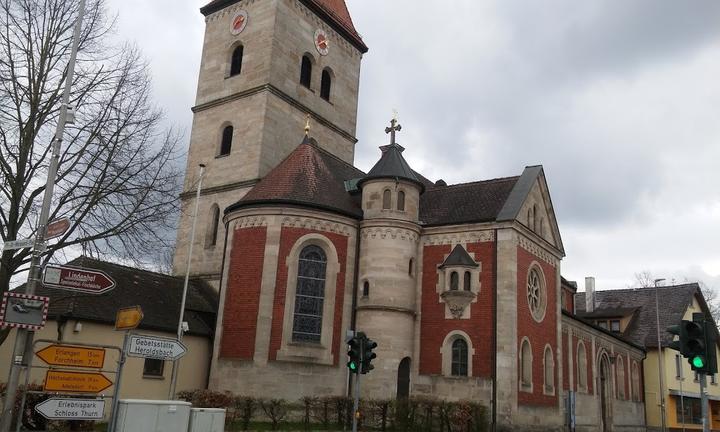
<box><xmin>173</xmin><ymin>1</ymin><xmax>647</xmax><ymax>430</ymax></box>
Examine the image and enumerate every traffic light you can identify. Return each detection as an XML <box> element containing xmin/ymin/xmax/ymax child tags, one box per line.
<box><xmin>347</xmin><ymin>335</ymin><xmax>362</xmax><ymax>373</ymax></box>
<box><xmin>705</xmin><ymin>320</ymin><xmax>718</xmax><ymax>375</ymax></box>
<box><xmin>361</xmin><ymin>337</ymin><xmax>377</xmax><ymax>374</ymax></box>
<box><xmin>687</xmin><ymin>313</ymin><xmax>708</xmax><ymax>372</ymax></box>
<box><xmin>666</xmin><ymin>322</ymin><xmax>687</xmax><ymax>354</ymax></box>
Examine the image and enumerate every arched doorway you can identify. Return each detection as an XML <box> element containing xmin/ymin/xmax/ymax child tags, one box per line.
<box><xmin>599</xmin><ymin>354</ymin><xmax>612</xmax><ymax>432</ymax></box>
<box><xmin>397</xmin><ymin>357</ymin><xmax>411</xmax><ymax>399</ymax></box>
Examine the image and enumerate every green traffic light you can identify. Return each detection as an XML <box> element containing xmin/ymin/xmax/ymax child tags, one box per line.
<box><xmin>348</xmin><ymin>361</ymin><xmax>358</xmax><ymax>371</ymax></box>
<box><xmin>692</xmin><ymin>356</ymin><xmax>706</xmax><ymax>369</ymax></box>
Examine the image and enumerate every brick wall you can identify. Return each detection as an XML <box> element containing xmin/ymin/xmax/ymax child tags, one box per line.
<box><xmin>220</xmin><ymin>226</ymin><xmax>267</xmax><ymax>359</ymax></box>
<box><xmin>419</xmin><ymin>241</ymin><xmax>495</xmax><ymax>378</ymax></box>
<box><xmin>517</xmin><ymin>246</ymin><xmax>557</xmax><ymax>406</ymax></box>
<box><xmin>268</xmin><ymin>227</ymin><xmax>348</xmax><ymax>364</ymax></box>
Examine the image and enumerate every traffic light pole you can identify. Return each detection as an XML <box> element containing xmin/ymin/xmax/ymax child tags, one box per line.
<box><xmin>352</xmin><ymin>370</ymin><xmax>360</xmax><ymax>432</ymax></box>
<box><xmin>700</xmin><ymin>373</ymin><xmax>709</xmax><ymax>432</ymax></box>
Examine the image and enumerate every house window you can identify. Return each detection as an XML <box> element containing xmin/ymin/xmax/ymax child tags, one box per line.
<box><xmin>451</xmin><ymin>338</ymin><xmax>468</xmax><ymax>377</ymax></box>
<box><xmin>616</xmin><ymin>355</ymin><xmax>625</xmax><ymax>399</ymax></box>
<box><xmin>577</xmin><ymin>342</ymin><xmax>587</xmax><ymax>390</ymax></box>
<box><xmin>230</xmin><ymin>45</ymin><xmax>243</xmax><ymax>76</ymax></box>
<box><xmin>205</xmin><ymin>204</ymin><xmax>220</xmax><ymax>248</ymax></box>
<box><xmin>382</xmin><ymin>189</ymin><xmax>391</xmax><ymax>209</ymax></box>
<box><xmin>450</xmin><ymin>272</ymin><xmax>459</xmax><ymax>291</ymax></box>
<box><xmin>362</xmin><ymin>281</ymin><xmax>369</xmax><ymax>297</ymax></box>
<box><xmin>143</xmin><ymin>358</ymin><xmax>164</xmax><ymax>378</ymax></box>
<box><xmin>610</xmin><ymin>320</ymin><xmax>621</xmax><ymax>332</ymax></box>
<box><xmin>544</xmin><ymin>345</ymin><xmax>554</xmax><ymax>394</ymax></box>
<box><xmin>597</xmin><ymin>320</ymin><xmax>608</xmax><ymax>330</ymax></box>
<box><xmin>520</xmin><ymin>338</ymin><xmax>532</xmax><ymax>390</ymax></box>
<box><xmin>300</xmin><ymin>55</ymin><xmax>312</xmax><ymax>88</ymax></box>
<box><xmin>320</xmin><ymin>69</ymin><xmax>331</xmax><ymax>101</ymax></box>
<box><xmin>676</xmin><ymin>397</ymin><xmax>702</xmax><ymax>424</ymax></box>
<box><xmin>463</xmin><ymin>271</ymin><xmax>471</xmax><ymax>291</ymax></box>
<box><xmin>291</xmin><ymin>245</ymin><xmax>326</xmax><ymax>343</ymax></box>
<box><xmin>397</xmin><ymin>190</ymin><xmax>405</xmax><ymax>211</ymax></box>
<box><xmin>527</xmin><ymin>266</ymin><xmax>546</xmax><ymax>322</ymax></box>
<box><xmin>220</xmin><ymin>125</ymin><xmax>233</xmax><ymax>156</ymax></box>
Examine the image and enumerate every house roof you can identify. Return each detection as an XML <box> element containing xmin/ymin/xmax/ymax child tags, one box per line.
<box><xmin>226</xmin><ymin>137</ymin><xmax>366</xmax><ymax>219</ymax></box>
<box><xmin>200</xmin><ymin>0</ymin><xmax>367</xmax><ymax>53</ymax></box>
<box><xmin>575</xmin><ymin>283</ymin><xmax>702</xmax><ymax>348</ymax></box>
<box><xmin>18</xmin><ymin>257</ymin><xmax>218</xmax><ymax>337</ymax></box>
<box><xmin>440</xmin><ymin>244</ymin><xmax>479</xmax><ymax>268</ymax></box>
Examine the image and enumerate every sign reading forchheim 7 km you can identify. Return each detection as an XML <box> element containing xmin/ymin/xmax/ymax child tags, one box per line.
<box><xmin>127</xmin><ymin>335</ymin><xmax>187</xmax><ymax>361</ymax></box>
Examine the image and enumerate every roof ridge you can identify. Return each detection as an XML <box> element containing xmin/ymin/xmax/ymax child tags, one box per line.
<box><xmin>308</xmin><ymin>141</ymin><xmax>366</xmax><ymax>176</ymax></box>
<box><xmin>435</xmin><ymin>175</ymin><xmax>520</xmax><ymax>189</ymax></box>
<box><xmin>587</xmin><ymin>283</ymin><xmax>700</xmax><ymax>294</ymax></box>
<box><xmin>70</xmin><ymin>256</ymin><xmax>204</xmax><ymax>284</ymax></box>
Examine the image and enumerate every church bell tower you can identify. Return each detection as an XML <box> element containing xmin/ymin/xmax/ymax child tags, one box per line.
<box><xmin>173</xmin><ymin>0</ymin><xmax>368</xmax><ymax>286</ymax></box>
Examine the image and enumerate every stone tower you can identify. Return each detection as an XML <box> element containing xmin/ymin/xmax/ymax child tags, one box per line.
<box><xmin>356</xmin><ymin>120</ymin><xmax>424</xmax><ymax>398</ymax></box>
<box><xmin>173</xmin><ymin>0</ymin><xmax>368</xmax><ymax>286</ymax></box>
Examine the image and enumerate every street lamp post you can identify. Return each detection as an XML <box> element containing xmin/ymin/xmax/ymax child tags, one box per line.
<box><xmin>655</xmin><ymin>277</ymin><xmax>667</xmax><ymax>432</ymax></box>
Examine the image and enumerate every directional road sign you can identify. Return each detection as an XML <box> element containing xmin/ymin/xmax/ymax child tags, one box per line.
<box><xmin>46</xmin><ymin>217</ymin><xmax>71</xmax><ymax>240</ymax></box>
<box><xmin>1</xmin><ymin>238</ymin><xmax>35</xmax><ymax>251</ymax></box>
<box><xmin>128</xmin><ymin>335</ymin><xmax>187</xmax><ymax>361</ymax></box>
<box><xmin>35</xmin><ymin>398</ymin><xmax>105</xmax><ymax>420</ymax></box>
<box><xmin>36</xmin><ymin>345</ymin><xmax>105</xmax><ymax>369</ymax></box>
<box><xmin>42</xmin><ymin>265</ymin><xmax>116</xmax><ymax>294</ymax></box>
<box><xmin>115</xmin><ymin>306</ymin><xmax>143</xmax><ymax>330</ymax></box>
<box><xmin>44</xmin><ymin>370</ymin><xmax>113</xmax><ymax>393</ymax></box>
<box><xmin>0</xmin><ymin>292</ymin><xmax>49</xmax><ymax>330</ymax></box>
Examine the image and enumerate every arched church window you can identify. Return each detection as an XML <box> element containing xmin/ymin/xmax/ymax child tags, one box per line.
<box><xmin>463</xmin><ymin>271</ymin><xmax>471</xmax><ymax>291</ymax></box>
<box><xmin>617</xmin><ymin>355</ymin><xmax>626</xmax><ymax>399</ymax></box>
<box><xmin>533</xmin><ymin>204</ymin><xmax>538</xmax><ymax>232</ymax></box>
<box><xmin>450</xmin><ymin>271</ymin><xmax>459</xmax><ymax>291</ymax></box>
<box><xmin>320</xmin><ymin>69</ymin><xmax>331</xmax><ymax>101</ymax></box>
<box><xmin>577</xmin><ymin>341</ymin><xmax>587</xmax><ymax>391</ymax></box>
<box><xmin>300</xmin><ymin>55</ymin><xmax>313</xmax><ymax>88</ymax></box>
<box><xmin>230</xmin><ymin>45</ymin><xmax>243</xmax><ymax>76</ymax></box>
<box><xmin>520</xmin><ymin>338</ymin><xmax>532</xmax><ymax>389</ymax></box>
<box><xmin>451</xmin><ymin>338</ymin><xmax>468</xmax><ymax>376</ymax></box>
<box><xmin>631</xmin><ymin>361</ymin><xmax>640</xmax><ymax>401</ymax></box>
<box><xmin>220</xmin><ymin>125</ymin><xmax>233</xmax><ymax>156</ymax></box>
<box><xmin>292</xmin><ymin>245</ymin><xmax>326</xmax><ymax>343</ymax></box>
<box><xmin>362</xmin><ymin>281</ymin><xmax>369</xmax><ymax>297</ymax></box>
<box><xmin>397</xmin><ymin>190</ymin><xmax>405</xmax><ymax>211</ymax></box>
<box><xmin>544</xmin><ymin>345</ymin><xmax>554</xmax><ymax>394</ymax></box>
<box><xmin>527</xmin><ymin>207</ymin><xmax>534</xmax><ymax>231</ymax></box>
<box><xmin>205</xmin><ymin>204</ymin><xmax>220</xmax><ymax>248</ymax></box>
<box><xmin>382</xmin><ymin>189</ymin><xmax>391</xmax><ymax>209</ymax></box>
<box><xmin>539</xmin><ymin>218</ymin><xmax>545</xmax><ymax>237</ymax></box>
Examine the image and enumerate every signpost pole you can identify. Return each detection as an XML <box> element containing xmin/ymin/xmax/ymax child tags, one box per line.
<box><xmin>108</xmin><ymin>331</ymin><xmax>129</xmax><ymax>432</ymax></box>
<box><xmin>169</xmin><ymin>164</ymin><xmax>205</xmax><ymax>399</ymax></box>
<box><xmin>700</xmin><ymin>373</ymin><xmax>709</xmax><ymax>432</ymax></box>
<box><xmin>0</xmin><ymin>2</ymin><xmax>86</xmax><ymax>431</ymax></box>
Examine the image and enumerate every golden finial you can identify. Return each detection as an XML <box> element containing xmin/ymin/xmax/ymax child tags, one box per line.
<box><xmin>304</xmin><ymin>114</ymin><xmax>311</xmax><ymax>136</ymax></box>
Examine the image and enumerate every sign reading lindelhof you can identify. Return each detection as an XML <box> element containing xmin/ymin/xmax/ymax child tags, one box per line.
<box><xmin>128</xmin><ymin>335</ymin><xmax>187</xmax><ymax>361</ymax></box>
<box><xmin>42</xmin><ymin>265</ymin><xmax>115</xmax><ymax>294</ymax></box>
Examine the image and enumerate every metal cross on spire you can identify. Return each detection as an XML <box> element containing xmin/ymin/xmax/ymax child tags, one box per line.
<box><xmin>385</xmin><ymin>111</ymin><xmax>401</xmax><ymax>145</ymax></box>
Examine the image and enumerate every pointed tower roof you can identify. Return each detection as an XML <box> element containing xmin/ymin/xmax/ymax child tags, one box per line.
<box><xmin>439</xmin><ymin>244</ymin><xmax>479</xmax><ymax>268</ymax></box>
<box><xmin>200</xmin><ymin>0</ymin><xmax>367</xmax><ymax>53</ymax></box>
<box><xmin>358</xmin><ymin>118</ymin><xmax>425</xmax><ymax>192</ymax></box>
<box><xmin>225</xmin><ymin>136</ymin><xmax>365</xmax><ymax>219</ymax></box>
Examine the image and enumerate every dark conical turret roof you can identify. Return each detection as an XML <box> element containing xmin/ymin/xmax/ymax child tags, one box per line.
<box><xmin>439</xmin><ymin>244</ymin><xmax>479</xmax><ymax>268</ymax></box>
<box><xmin>359</xmin><ymin>143</ymin><xmax>425</xmax><ymax>192</ymax></box>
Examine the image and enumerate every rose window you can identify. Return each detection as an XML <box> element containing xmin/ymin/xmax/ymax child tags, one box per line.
<box><xmin>527</xmin><ymin>267</ymin><xmax>546</xmax><ymax>322</ymax></box>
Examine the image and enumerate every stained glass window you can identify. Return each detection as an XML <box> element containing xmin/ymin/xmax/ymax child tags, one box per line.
<box><xmin>292</xmin><ymin>245</ymin><xmax>326</xmax><ymax>343</ymax></box>
<box><xmin>451</xmin><ymin>338</ymin><xmax>468</xmax><ymax>376</ymax></box>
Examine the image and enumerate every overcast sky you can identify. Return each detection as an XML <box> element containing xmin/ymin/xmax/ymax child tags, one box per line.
<box><xmin>107</xmin><ymin>0</ymin><xmax>720</xmax><ymax>292</ymax></box>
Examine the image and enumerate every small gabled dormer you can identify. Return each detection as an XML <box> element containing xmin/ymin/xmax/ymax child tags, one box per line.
<box><xmin>437</xmin><ymin>244</ymin><xmax>481</xmax><ymax>319</ymax></box>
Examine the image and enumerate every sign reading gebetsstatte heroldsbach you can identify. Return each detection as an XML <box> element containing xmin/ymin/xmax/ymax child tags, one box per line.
<box><xmin>127</xmin><ymin>335</ymin><xmax>187</xmax><ymax>361</ymax></box>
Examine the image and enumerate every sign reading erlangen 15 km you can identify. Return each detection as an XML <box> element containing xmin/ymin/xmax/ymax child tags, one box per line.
<box><xmin>42</xmin><ymin>265</ymin><xmax>115</xmax><ymax>294</ymax></box>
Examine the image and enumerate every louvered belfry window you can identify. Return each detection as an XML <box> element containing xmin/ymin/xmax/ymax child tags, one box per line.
<box><xmin>292</xmin><ymin>245</ymin><xmax>327</xmax><ymax>343</ymax></box>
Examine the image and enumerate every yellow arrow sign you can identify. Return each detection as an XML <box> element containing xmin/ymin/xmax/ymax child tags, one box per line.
<box><xmin>44</xmin><ymin>370</ymin><xmax>113</xmax><ymax>394</ymax></box>
<box><xmin>115</xmin><ymin>305</ymin><xmax>143</xmax><ymax>330</ymax></box>
<box><xmin>36</xmin><ymin>345</ymin><xmax>105</xmax><ymax>368</ymax></box>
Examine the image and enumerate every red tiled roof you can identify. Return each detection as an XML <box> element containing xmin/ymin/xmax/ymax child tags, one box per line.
<box><xmin>200</xmin><ymin>0</ymin><xmax>367</xmax><ymax>53</ymax></box>
<box><xmin>226</xmin><ymin>138</ymin><xmax>366</xmax><ymax>218</ymax></box>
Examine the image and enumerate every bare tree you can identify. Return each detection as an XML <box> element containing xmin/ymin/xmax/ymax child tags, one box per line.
<box><xmin>0</xmin><ymin>0</ymin><xmax>182</xmax><ymax>327</ymax></box>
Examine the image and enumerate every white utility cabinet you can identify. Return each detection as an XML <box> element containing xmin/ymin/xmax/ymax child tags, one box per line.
<box><xmin>115</xmin><ymin>399</ymin><xmax>192</xmax><ymax>432</ymax></box>
<box><xmin>188</xmin><ymin>408</ymin><xmax>226</xmax><ymax>432</ymax></box>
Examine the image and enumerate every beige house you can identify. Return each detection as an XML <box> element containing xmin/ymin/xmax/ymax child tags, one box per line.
<box><xmin>577</xmin><ymin>281</ymin><xmax>720</xmax><ymax>431</ymax></box>
<box><xmin>0</xmin><ymin>257</ymin><xmax>217</xmax><ymax>403</ymax></box>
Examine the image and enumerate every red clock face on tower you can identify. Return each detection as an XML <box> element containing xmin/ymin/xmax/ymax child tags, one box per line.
<box><xmin>230</xmin><ymin>10</ymin><xmax>248</xmax><ymax>35</ymax></box>
<box><xmin>314</xmin><ymin>29</ymin><xmax>329</xmax><ymax>56</ymax></box>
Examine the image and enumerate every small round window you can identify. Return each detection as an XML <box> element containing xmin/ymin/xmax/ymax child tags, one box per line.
<box><xmin>527</xmin><ymin>267</ymin><xmax>547</xmax><ymax>322</ymax></box>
